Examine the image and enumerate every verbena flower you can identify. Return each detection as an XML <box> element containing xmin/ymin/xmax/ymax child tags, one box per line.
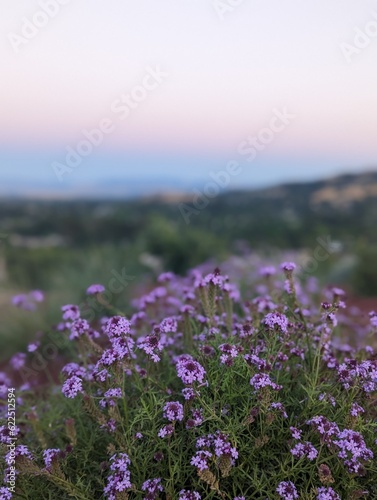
<box><xmin>163</xmin><ymin>401</ymin><xmax>184</xmax><ymax>422</ymax></box>
<box><xmin>105</xmin><ymin>316</ymin><xmax>131</xmax><ymax>339</ymax></box>
<box><xmin>179</xmin><ymin>490</ymin><xmax>201</xmax><ymax>500</ymax></box>
<box><xmin>62</xmin><ymin>376</ymin><xmax>84</xmax><ymax>398</ymax></box>
<box><xmin>176</xmin><ymin>357</ymin><xmax>206</xmax><ymax>385</ymax></box>
<box><xmin>317</xmin><ymin>487</ymin><xmax>341</xmax><ymax>500</ymax></box>
<box><xmin>250</xmin><ymin>373</ymin><xmax>282</xmax><ymax>391</ymax></box>
<box><xmin>290</xmin><ymin>442</ymin><xmax>318</xmax><ymax>461</ymax></box>
<box><xmin>86</xmin><ymin>284</ymin><xmax>105</xmax><ymax>295</ymax></box>
<box><xmin>0</xmin><ymin>487</ymin><xmax>13</xmax><ymax>499</ymax></box>
<box><xmin>276</xmin><ymin>481</ymin><xmax>299</xmax><ymax>499</ymax></box>
<box><xmin>142</xmin><ymin>478</ymin><xmax>163</xmax><ymax>500</ymax></box>
<box><xmin>43</xmin><ymin>448</ymin><xmax>61</xmax><ymax>470</ymax></box>
<box><xmin>158</xmin><ymin>424</ymin><xmax>174</xmax><ymax>439</ymax></box>
<box><xmin>264</xmin><ymin>312</ymin><xmax>289</xmax><ymax>334</ymax></box>
<box><xmin>61</xmin><ymin>304</ymin><xmax>80</xmax><ymax>321</ymax></box>
<box><xmin>104</xmin><ymin>453</ymin><xmax>131</xmax><ymax>500</ymax></box>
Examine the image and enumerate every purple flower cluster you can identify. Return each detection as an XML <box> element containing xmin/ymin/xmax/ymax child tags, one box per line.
<box><xmin>104</xmin><ymin>453</ymin><xmax>132</xmax><ymax>500</ymax></box>
<box><xmin>276</xmin><ymin>481</ymin><xmax>299</xmax><ymax>500</ymax></box>
<box><xmin>12</xmin><ymin>290</ymin><xmax>44</xmax><ymax>311</ymax></box>
<box><xmin>264</xmin><ymin>312</ymin><xmax>289</xmax><ymax>334</ymax></box>
<box><xmin>62</xmin><ymin>376</ymin><xmax>84</xmax><ymax>399</ymax></box>
<box><xmin>191</xmin><ymin>432</ymin><xmax>238</xmax><ymax>471</ymax></box>
<box><xmin>43</xmin><ymin>448</ymin><xmax>61</xmax><ymax>470</ymax></box>
<box><xmin>176</xmin><ymin>356</ymin><xmax>206</xmax><ymax>385</ymax></box>
<box><xmin>99</xmin><ymin>388</ymin><xmax>122</xmax><ymax>408</ymax></box>
<box><xmin>250</xmin><ymin>373</ymin><xmax>282</xmax><ymax>391</ymax></box>
<box><xmin>179</xmin><ymin>491</ymin><xmax>201</xmax><ymax>500</ymax></box>
<box><xmin>317</xmin><ymin>487</ymin><xmax>341</xmax><ymax>500</ymax></box>
<box><xmin>334</xmin><ymin>429</ymin><xmax>373</xmax><ymax>474</ymax></box>
<box><xmin>142</xmin><ymin>478</ymin><xmax>163</xmax><ymax>500</ymax></box>
<box><xmin>139</xmin><ymin>332</ymin><xmax>164</xmax><ymax>363</ymax></box>
<box><xmin>219</xmin><ymin>343</ymin><xmax>241</xmax><ymax>366</ymax></box>
<box><xmin>337</xmin><ymin>359</ymin><xmax>377</xmax><ymax>393</ymax></box>
<box><xmin>163</xmin><ymin>401</ymin><xmax>184</xmax><ymax>422</ymax></box>
<box><xmin>290</xmin><ymin>441</ymin><xmax>318</xmax><ymax>461</ymax></box>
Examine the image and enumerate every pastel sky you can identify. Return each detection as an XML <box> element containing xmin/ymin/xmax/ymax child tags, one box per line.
<box><xmin>1</xmin><ymin>0</ymin><xmax>377</xmax><ymax>194</ymax></box>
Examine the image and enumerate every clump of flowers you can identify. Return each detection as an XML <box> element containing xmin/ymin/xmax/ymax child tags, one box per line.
<box><xmin>1</xmin><ymin>256</ymin><xmax>377</xmax><ymax>499</ymax></box>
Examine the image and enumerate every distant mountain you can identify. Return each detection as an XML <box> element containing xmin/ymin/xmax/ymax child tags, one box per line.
<box><xmin>218</xmin><ymin>171</ymin><xmax>377</xmax><ymax>210</ymax></box>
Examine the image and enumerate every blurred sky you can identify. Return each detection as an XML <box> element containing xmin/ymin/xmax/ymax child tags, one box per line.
<box><xmin>1</xmin><ymin>0</ymin><xmax>377</xmax><ymax>194</ymax></box>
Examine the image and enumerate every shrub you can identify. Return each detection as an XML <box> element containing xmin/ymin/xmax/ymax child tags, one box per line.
<box><xmin>1</xmin><ymin>261</ymin><xmax>377</xmax><ymax>499</ymax></box>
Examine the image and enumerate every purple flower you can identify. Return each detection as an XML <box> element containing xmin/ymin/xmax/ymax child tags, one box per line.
<box><xmin>290</xmin><ymin>427</ymin><xmax>302</xmax><ymax>440</ymax></box>
<box><xmin>100</xmin><ymin>388</ymin><xmax>122</xmax><ymax>408</ymax></box>
<box><xmin>43</xmin><ymin>449</ymin><xmax>61</xmax><ymax>469</ymax></box>
<box><xmin>10</xmin><ymin>353</ymin><xmax>26</xmax><ymax>370</ymax></box>
<box><xmin>62</xmin><ymin>376</ymin><xmax>84</xmax><ymax>398</ymax></box>
<box><xmin>280</xmin><ymin>262</ymin><xmax>296</xmax><ymax>273</ymax></box>
<box><xmin>160</xmin><ymin>317</ymin><xmax>178</xmax><ymax>333</ymax></box>
<box><xmin>139</xmin><ymin>333</ymin><xmax>164</xmax><ymax>363</ymax></box>
<box><xmin>264</xmin><ymin>312</ymin><xmax>289</xmax><ymax>334</ymax></box>
<box><xmin>290</xmin><ymin>442</ymin><xmax>318</xmax><ymax>461</ymax></box>
<box><xmin>259</xmin><ymin>266</ymin><xmax>276</xmax><ymax>277</ymax></box>
<box><xmin>182</xmin><ymin>388</ymin><xmax>196</xmax><ymax>401</ymax></box>
<box><xmin>176</xmin><ymin>357</ymin><xmax>206</xmax><ymax>385</ymax></box>
<box><xmin>350</xmin><ymin>403</ymin><xmax>364</xmax><ymax>417</ymax></box>
<box><xmin>179</xmin><ymin>491</ymin><xmax>201</xmax><ymax>500</ymax></box>
<box><xmin>219</xmin><ymin>343</ymin><xmax>240</xmax><ymax>366</ymax></box>
<box><xmin>142</xmin><ymin>478</ymin><xmax>163</xmax><ymax>500</ymax></box>
<box><xmin>105</xmin><ymin>316</ymin><xmax>131</xmax><ymax>339</ymax></box>
<box><xmin>30</xmin><ymin>290</ymin><xmax>44</xmax><ymax>302</ymax></box>
<box><xmin>69</xmin><ymin>319</ymin><xmax>90</xmax><ymax>340</ymax></box>
<box><xmin>0</xmin><ymin>487</ymin><xmax>13</xmax><ymax>499</ymax></box>
<box><xmin>163</xmin><ymin>402</ymin><xmax>184</xmax><ymax>422</ymax></box>
<box><xmin>62</xmin><ymin>304</ymin><xmax>80</xmax><ymax>321</ymax></box>
<box><xmin>317</xmin><ymin>487</ymin><xmax>341</xmax><ymax>500</ymax></box>
<box><xmin>86</xmin><ymin>284</ymin><xmax>105</xmax><ymax>295</ymax></box>
<box><xmin>190</xmin><ymin>450</ymin><xmax>212</xmax><ymax>471</ymax></box>
<box><xmin>270</xmin><ymin>402</ymin><xmax>288</xmax><ymax>418</ymax></box>
<box><xmin>27</xmin><ymin>341</ymin><xmax>40</xmax><ymax>353</ymax></box>
<box><xmin>334</xmin><ymin>429</ymin><xmax>373</xmax><ymax>474</ymax></box>
<box><xmin>104</xmin><ymin>453</ymin><xmax>131</xmax><ymax>500</ymax></box>
<box><xmin>158</xmin><ymin>424</ymin><xmax>174</xmax><ymax>439</ymax></box>
<box><xmin>276</xmin><ymin>481</ymin><xmax>299</xmax><ymax>500</ymax></box>
<box><xmin>250</xmin><ymin>373</ymin><xmax>282</xmax><ymax>391</ymax></box>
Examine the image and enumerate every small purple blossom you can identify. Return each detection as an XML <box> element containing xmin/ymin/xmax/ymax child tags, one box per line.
<box><xmin>158</xmin><ymin>424</ymin><xmax>174</xmax><ymax>438</ymax></box>
<box><xmin>62</xmin><ymin>376</ymin><xmax>84</xmax><ymax>399</ymax></box>
<box><xmin>62</xmin><ymin>304</ymin><xmax>80</xmax><ymax>321</ymax></box>
<box><xmin>105</xmin><ymin>316</ymin><xmax>131</xmax><ymax>339</ymax></box>
<box><xmin>142</xmin><ymin>478</ymin><xmax>163</xmax><ymax>500</ymax></box>
<box><xmin>43</xmin><ymin>449</ymin><xmax>61</xmax><ymax>469</ymax></box>
<box><xmin>179</xmin><ymin>491</ymin><xmax>201</xmax><ymax>500</ymax></box>
<box><xmin>290</xmin><ymin>442</ymin><xmax>318</xmax><ymax>461</ymax></box>
<box><xmin>350</xmin><ymin>403</ymin><xmax>364</xmax><ymax>417</ymax></box>
<box><xmin>317</xmin><ymin>487</ymin><xmax>341</xmax><ymax>500</ymax></box>
<box><xmin>276</xmin><ymin>481</ymin><xmax>299</xmax><ymax>500</ymax></box>
<box><xmin>264</xmin><ymin>312</ymin><xmax>289</xmax><ymax>334</ymax></box>
<box><xmin>176</xmin><ymin>357</ymin><xmax>206</xmax><ymax>385</ymax></box>
<box><xmin>104</xmin><ymin>453</ymin><xmax>132</xmax><ymax>500</ymax></box>
<box><xmin>86</xmin><ymin>284</ymin><xmax>105</xmax><ymax>295</ymax></box>
<box><xmin>163</xmin><ymin>401</ymin><xmax>184</xmax><ymax>422</ymax></box>
<box><xmin>250</xmin><ymin>373</ymin><xmax>282</xmax><ymax>391</ymax></box>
